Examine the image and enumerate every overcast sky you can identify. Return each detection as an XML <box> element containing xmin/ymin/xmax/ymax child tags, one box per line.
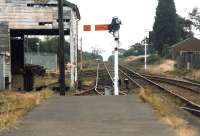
<box><xmin>69</xmin><ymin>0</ymin><xmax>200</xmax><ymax>60</ymax></box>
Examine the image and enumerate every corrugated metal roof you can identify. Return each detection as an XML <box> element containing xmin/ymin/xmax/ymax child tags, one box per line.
<box><xmin>171</xmin><ymin>37</ymin><xmax>200</xmax><ymax>51</ymax></box>
<box><xmin>64</xmin><ymin>0</ymin><xmax>81</xmax><ymax>20</ymax></box>
<box><xmin>171</xmin><ymin>37</ymin><xmax>194</xmax><ymax>48</ymax></box>
<box><xmin>171</xmin><ymin>37</ymin><xmax>200</xmax><ymax>59</ymax></box>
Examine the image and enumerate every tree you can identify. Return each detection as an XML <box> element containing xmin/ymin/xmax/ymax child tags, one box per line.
<box><xmin>25</xmin><ymin>37</ymin><xmax>70</xmax><ymax>62</ymax></box>
<box><xmin>83</xmin><ymin>51</ymin><xmax>103</xmax><ymax>61</ymax></box>
<box><xmin>153</xmin><ymin>0</ymin><xmax>180</xmax><ymax>56</ymax></box>
<box><xmin>108</xmin><ymin>55</ymin><xmax>114</xmax><ymax>62</ymax></box>
<box><xmin>40</xmin><ymin>37</ymin><xmax>70</xmax><ymax>62</ymax></box>
<box><xmin>177</xmin><ymin>15</ymin><xmax>193</xmax><ymax>40</ymax></box>
<box><xmin>123</xmin><ymin>43</ymin><xmax>145</xmax><ymax>57</ymax></box>
<box><xmin>118</xmin><ymin>48</ymin><xmax>126</xmax><ymax>56</ymax></box>
<box><xmin>91</xmin><ymin>46</ymin><xmax>104</xmax><ymax>56</ymax></box>
<box><xmin>24</xmin><ymin>37</ymin><xmax>40</xmax><ymax>52</ymax></box>
<box><xmin>190</xmin><ymin>8</ymin><xmax>200</xmax><ymax>30</ymax></box>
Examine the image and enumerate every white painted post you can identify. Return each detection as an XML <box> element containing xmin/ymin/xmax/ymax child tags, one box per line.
<box><xmin>70</xmin><ymin>36</ymin><xmax>75</xmax><ymax>88</ymax></box>
<box><xmin>144</xmin><ymin>30</ymin><xmax>148</xmax><ymax>72</ymax></box>
<box><xmin>104</xmin><ymin>86</ymin><xmax>112</xmax><ymax>96</ymax></box>
<box><xmin>74</xmin><ymin>37</ymin><xmax>78</xmax><ymax>82</ymax></box>
<box><xmin>70</xmin><ymin>9</ymin><xmax>75</xmax><ymax>88</ymax></box>
<box><xmin>144</xmin><ymin>43</ymin><xmax>147</xmax><ymax>71</ymax></box>
<box><xmin>114</xmin><ymin>47</ymin><xmax>119</xmax><ymax>95</ymax></box>
<box><xmin>114</xmin><ymin>32</ymin><xmax>119</xmax><ymax>96</ymax></box>
<box><xmin>75</xmin><ymin>21</ymin><xmax>79</xmax><ymax>83</ymax></box>
<box><xmin>36</xmin><ymin>42</ymin><xmax>39</xmax><ymax>55</ymax></box>
<box><xmin>187</xmin><ymin>62</ymin><xmax>190</xmax><ymax>70</ymax></box>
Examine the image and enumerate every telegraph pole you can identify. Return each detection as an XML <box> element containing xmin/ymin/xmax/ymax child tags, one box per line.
<box><xmin>144</xmin><ymin>40</ymin><xmax>147</xmax><ymax>71</ymax></box>
<box><xmin>58</xmin><ymin>0</ymin><xmax>66</xmax><ymax>96</ymax></box>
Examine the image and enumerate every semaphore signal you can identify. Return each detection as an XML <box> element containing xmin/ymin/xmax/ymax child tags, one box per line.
<box><xmin>83</xmin><ymin>24</ymin><xmax>109</xmax><ymax>31</ymax></box>
<box><xmin>83</xmin><ymin>17</ymin><xmax>122</xmax><ymax>96</ymax></box>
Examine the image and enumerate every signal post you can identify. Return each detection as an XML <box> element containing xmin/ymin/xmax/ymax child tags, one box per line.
<box><xmin>83</xmin><ymin>17</ymin><xmax>122</xmax><ymax>96</ymax></box>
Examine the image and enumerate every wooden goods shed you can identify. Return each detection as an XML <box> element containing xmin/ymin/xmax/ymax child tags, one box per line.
<box><xmin>171</xmin><ymin>37</ymin><xmax>200</xmax><ymax>69</ymax></box>
<box><xmin>0</xmin><ymin>0</ymin><xmax>80</xmax><ymax>90</ymax></box>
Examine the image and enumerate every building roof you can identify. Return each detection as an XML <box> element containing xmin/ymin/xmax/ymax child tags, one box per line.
<box><xmin>172</xmin><ymin>37</ymin><xmax>200</xmax><ymax>52</ymax></box>
<box><xmin>64</xmin><ymin>0</ymin><xmax>81</xmax><ymax>20</ymax></box>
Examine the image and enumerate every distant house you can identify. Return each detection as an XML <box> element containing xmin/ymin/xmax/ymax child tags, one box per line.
<box><xmin>171</xmin><ymin>37</ymin><xmax>200</xmax><ymax>69</ymax></box>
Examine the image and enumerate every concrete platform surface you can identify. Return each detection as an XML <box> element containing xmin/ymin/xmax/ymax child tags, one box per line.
<box><xmin>1</xmin><ymin>96</ymin><xmax>175</xmax><ymax>136</ymax></box>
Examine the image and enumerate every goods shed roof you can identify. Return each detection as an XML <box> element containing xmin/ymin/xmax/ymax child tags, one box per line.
<box><xmin>172</xmin><ymin>37</ymin><xmax>200</xmax><ymax>53</ymax></box>
<box><xmin>64</xmin><ymin>0</ymin><xmax>81</xmax><ymax>20</ymax></box>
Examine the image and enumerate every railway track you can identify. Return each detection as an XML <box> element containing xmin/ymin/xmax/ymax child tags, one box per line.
<box><xmin>74</xmin><ymin>63</ymin><xmax>113</xmax><ymax>96</ymax></box>
<box><xmin>104</xmin><ymin>63</ymin><xmax>133</xmax><ymax>95</ymax></box>
<box><xmin>141</xmin><ymin>74</ymin><xmax>200</xmax><ymax>94</ymax></box>
<box><xmin>35</xmin><ymin>82</ymin><xmax>59</xmax><ymax>91</ymax></box>
<box><xmin>119</xmin><ymin>65</ymin><xmax>200</xmax><ymax>117</ymax></box>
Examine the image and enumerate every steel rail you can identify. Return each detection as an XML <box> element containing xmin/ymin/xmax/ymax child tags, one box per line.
<box><xmin>119</xmin><ymin>69</ymin><xmax>143</xmax><ymax>89</ymax></box>
<box><xmin>119</xmin><ymin>65</ymin><xmax>200</xmax><ymax>113</ymax></box>
<box><xmin>143</xmin><ymin>76</ymin><xmax>200</xmax><ymax>94</ymax></box>
<box><xmin>73</xmin><ymin>88</ymin><xmax>95</xmax><ymax>96</ymax></box>
<box><xmin>104</xmin><ymin>63</ymin><xmax>114</xmax><ymax>83</ymax></box>
<box><xmin>181</xmin><ymin>107</ymin><xmax>200</xmax><ymax>115</ymax></box>
<box><xmin>94</xmin><ymin>63</ymin><xmax>104</xmax><ymax>96</ymax></box>
<box><xmin>74</xmin><ymin>64</ymin><xmax>102</xmax><ymax>96</ymax></box>
<box><xmin>119</xmin><ymin>91</ymin><xmax>128</xmax><ymax>95</ymax></box>
<box><xmin>104</xmin><ymin>63</ymin><xmax>130</xmax><ymax>95</ymax></box>
<box><xmin>184</xmin><ymin>78</ymin><xmax>200</xmax><ymax>84</ymax></box>
<box><xmin>74</xmin><ymin>63</ymin><xmax>113</xmax><ymax>96</ymax></box>
<box><xmin>141</xmin><ymin>74</ymin><xmax>200</xmax><ymax>90</ymax></box>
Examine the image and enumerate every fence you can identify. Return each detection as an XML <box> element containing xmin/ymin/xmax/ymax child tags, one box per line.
<box><xmin>176</xmin><ymin>52</ymin><xmax>200</xmax><ymax>69</ymax></box>
<box><xmin>25</xmin><ymin>52</ymin><xmax>58</xmax><ymax>72</ymax></box>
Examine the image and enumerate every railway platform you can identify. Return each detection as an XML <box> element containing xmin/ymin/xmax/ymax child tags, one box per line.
<box><xmin>1</xmin><ymin>95</ymin><xmax>175</xmax><ymax>136</ymax></box>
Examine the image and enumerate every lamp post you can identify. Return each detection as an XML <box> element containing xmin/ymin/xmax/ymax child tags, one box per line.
<box><xmin>58</xmin><ymin>0</ymin><xmax>66</xmax><ymax>96</ymax></box>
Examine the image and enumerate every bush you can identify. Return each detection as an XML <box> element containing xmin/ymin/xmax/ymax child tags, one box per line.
<box><xmin>161</xmin><ymin>44</ymin><xmax>172</xmax><ymax>58</ymax></box>
<box><xmin>147</xmin><ymin>54</ymin><xmax>160</xmax><ymax>64</ymax></box>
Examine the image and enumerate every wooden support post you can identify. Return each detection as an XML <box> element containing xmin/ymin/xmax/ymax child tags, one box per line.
<box><xmin>80</xmin><ymin>38</ymin><xmax>83</xmax><ymax>70</ymax></box>
<box><xmin>58</xmin><ymin>0</ymin><xmax>66</xmax><ymax>96</ymax></box>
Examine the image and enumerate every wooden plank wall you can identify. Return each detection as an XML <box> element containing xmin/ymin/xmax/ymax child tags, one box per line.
<box><xmin>176</xmin><ymin>52</ymin><xmax>200</xmax><ymax>69</ymax></box>
<box><xmin>0</xmin><ymin>54</ymin><xmax>5</xmax><ymax>90</ymax></box>
<box><xmin>0</xmin><ymin>0</ymin><xmax>71</xmax><ymax>29</ymax></box>
<box><xmin>0</xmin><ymin>0</ymin><xmax>71</xmax><ymax>50</ymax></box>
<box><xmin>0</xmin><ymin>22</ymin><xmax>9</xmax><ymax>51</ymax></box>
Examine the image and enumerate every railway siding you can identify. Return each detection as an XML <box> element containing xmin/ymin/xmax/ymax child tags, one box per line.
<box><xmin>119</xmin><ymin>65</ymin><xmax>200</xmax><ymax>117</ymax></box>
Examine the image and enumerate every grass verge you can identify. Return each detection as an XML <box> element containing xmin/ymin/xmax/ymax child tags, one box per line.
<box><xmin>139</xmin><ymin>89</ymin><xmax>199</xmax><ymax>136</ymax></box>
<box><xmin>34</xmin><ymin>74</ymin><xmax>58</xmax><ymax>87</ymax></box>
<box><xmin>0</xmin><ymin>89</ymin><xmax>54</xmax><ymax>132</ymax></box>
